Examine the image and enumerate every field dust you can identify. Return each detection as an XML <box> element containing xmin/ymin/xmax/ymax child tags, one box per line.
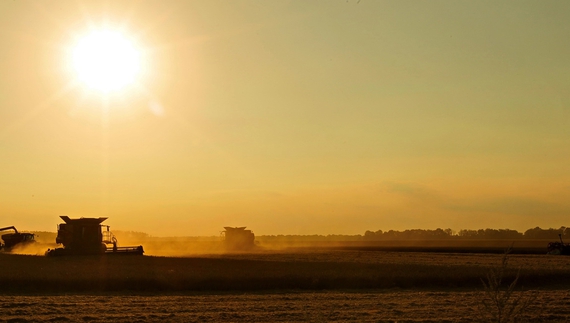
<box><xmin>8</xmin><ymin>242</ymin><xmax>57</xmax><ymax>256</ymax></box>
<box><xmin>13</xmin><ymin>230</ymin><xmax>555</xmax><ymax>258</ymax></box>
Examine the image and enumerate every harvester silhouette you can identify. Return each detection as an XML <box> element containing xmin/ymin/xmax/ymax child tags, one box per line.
<box><xmin>45</xmin><ymin>216</ymin><xmax>144</xmax><ymax>256</ymax></box>
<box><xmin>0</xmin><ymin>226</ymin><xmax>35</xmax><ymax>251</ymax></box>
<box><xmin>547</xmin><ymin>234</ymin><xmax>570</xmax><ymax>255</ymax></box>
<box><xmin>222</xmin><ymin>226</ymin><xmax>255</xmax><ymax>250</ymax></box>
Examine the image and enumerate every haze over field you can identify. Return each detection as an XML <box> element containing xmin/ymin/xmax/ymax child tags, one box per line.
<box><xmin>1</xmin><ymin>1</ymin><xmax>569</xmax><ymax>236</ymax></box>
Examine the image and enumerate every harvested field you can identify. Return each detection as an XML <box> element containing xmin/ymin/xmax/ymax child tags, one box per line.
<box><xmin>2</xmin><ymin>248</ymin><xmax>570</xmax><ymax>293</ymax></box>
<box><xmin>2</xmin><ymin>290</ymin><xmax>570</xmax><ymax>322</ymax></box>
<box><xmin>2</xmin><ymin>245</ymin><xmax>570</xmax><ymax>321</ymax></box>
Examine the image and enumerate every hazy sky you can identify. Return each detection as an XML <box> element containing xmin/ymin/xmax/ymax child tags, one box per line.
<box><xmin>1</xmin><ymin>1</ymin><xmax>569</xmax><ymax>236</ymax></box>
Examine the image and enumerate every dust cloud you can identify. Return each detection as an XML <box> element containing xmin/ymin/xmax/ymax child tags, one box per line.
<box><xmin>10</xmin><ymin>242</ymin><xmax>57</xmax><ymax>256</ymax></box>
<box><xmin>112</xmin><ymin>234</ymin><xmax>323</xmax><ymax>257</ymax></box>
<box><xmin>5</xmin><ymin>231</ymin><xmax>357</xmax><ymax>257</ymax></box>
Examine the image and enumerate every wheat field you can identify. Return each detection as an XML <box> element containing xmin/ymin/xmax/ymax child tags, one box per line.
<box><xmin>2</xmin><ymin>290</ymin><xmax>570</xmax><ymax>322</ymax></box>
<box><xmin>2</xmin><ymin>243</ymin><xmax>570</xmax><ymax>322</ymax></box>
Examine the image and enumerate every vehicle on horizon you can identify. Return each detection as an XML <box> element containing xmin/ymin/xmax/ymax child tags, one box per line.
<box><xmin>0</xmin><ymin>226</ymin><xmax>35</xmax><ymax>251</ymax></box>
<box><xmin>222</xmin><ymin>226</ymin><xmax>256</xmax><ymax>250</ymax></box>
<box><xmin>547</xmin><ymin>234</ymin><xmax>570</xmax><ymax>255</ymax></box>
<box><xmin>45</xmin><ymin>216</ymin><xmax>144</xmax><ymax>256</ymax></box>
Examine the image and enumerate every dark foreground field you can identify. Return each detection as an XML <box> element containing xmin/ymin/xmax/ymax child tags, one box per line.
<box><xmin>2</xmin><ymin>247</ymin><xmax>570</xmax><ymax>293</ymax></box>
<box><xmin>2</xmin><ymin>245</ymin><xmax>570</xmax><ymax>322</ymax></box>
<box><xmin>3</xmin><ymin>291</ymin><xmax>570</xmax><ymax>322</ymax></box>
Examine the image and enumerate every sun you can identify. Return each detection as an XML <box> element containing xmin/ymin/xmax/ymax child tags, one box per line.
<box><xmin>72</xmin><ymin>30</ymin><xmax>141</xmax><ymax>93</ymax></box>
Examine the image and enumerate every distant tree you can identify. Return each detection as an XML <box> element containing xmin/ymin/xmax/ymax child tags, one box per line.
<box><xmin>364</xmin><ymin>230</ymin><xmax>376</xmax><ymax>240</ymax></box>
<box><xmin>433</xmin><ymin>228</ymin><xmax>450</xmax><ymax>238</ymax></box>
<box><xmin>362</xmin><ymin>226</ymin><xmax>570</xmax><ymax>241</ymax></box>
<box><xmin>458</xmin><ymin>229</ymin><xmax>478</xmax><ymax>238</ymax></box>
<box><xmin>523</xmin><ymin>226</ymin><xmax>568</xmax><ymax>240</ymax></box>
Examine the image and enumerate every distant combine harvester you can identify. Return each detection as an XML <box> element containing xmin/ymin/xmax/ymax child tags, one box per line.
<box><xmin>45</xmin><ymin>216</ymin><xmax>144</xmax><ymax>256</ymax></box>
<box><xmin>222</xmin><ymin>227</ymin><xmax>255</xmax><ymax>250</ymax></box>
<box><xmin>547</xmin><ymin>234</ymin><xmax>570</xmax><ymax>255</ymax></box>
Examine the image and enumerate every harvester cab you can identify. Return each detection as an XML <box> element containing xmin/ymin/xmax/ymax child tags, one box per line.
<box><xmin>0</xmin><ymin>226</ymin><xmax>35</xmax><ymax>251</ymax></box>
<box><xmin>45</xmin><ymin>216</ymin><xmax>144</xmax><ymax>256</ymax></box>
<box><xmin>222</xmin><ymin>227</ymin><xmax>255</xmax><ymax>250</ymax></box>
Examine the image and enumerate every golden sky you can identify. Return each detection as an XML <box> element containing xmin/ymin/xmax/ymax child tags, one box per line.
<box><xmin>1</xmin><ymin>1</ymin><xmax>569</xmax><ymax>236</ymax></box>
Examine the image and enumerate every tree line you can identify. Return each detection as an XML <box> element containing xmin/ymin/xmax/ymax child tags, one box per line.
<box><xmin>34</xmin><ymin>227</ymin><xmax>568</xmax><ymax>242</ymax></box>
<box><xmin>257</xmin><ymin>227</ymin><xmax>570</xmax><ymax>242</ymax></box>
<box><xmin>363</xmin><ymin>226</ymin><xmax>570</xmax><ymax>240</ymax></box>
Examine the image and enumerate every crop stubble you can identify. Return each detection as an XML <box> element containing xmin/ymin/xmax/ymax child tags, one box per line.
<box><xmin>2</xmin><ymin>291</ymin><xmax>570</xmax><ymax>322</ymax></box>
<box><xmin>2</xmin><ymin>246</ymin><xmax>570</xmax><ymax>322</ymax></box>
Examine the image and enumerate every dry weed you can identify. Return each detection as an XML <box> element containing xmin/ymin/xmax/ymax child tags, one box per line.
<box><xmin>478</xmin><ymin>247</ymin><xmax>538</xmax><ymax>323</ymax></box>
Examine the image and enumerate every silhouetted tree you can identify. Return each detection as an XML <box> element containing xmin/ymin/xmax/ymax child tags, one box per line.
<box><xmin>523</xmin><ymin>226</ymin><xmax>569</xmax><ymax>240</ymax></box>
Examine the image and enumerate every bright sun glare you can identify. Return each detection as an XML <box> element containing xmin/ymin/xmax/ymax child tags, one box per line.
<box><xmin>72</xmin><ymin>30</ymin><xmax>141</xmax><ymax>93</ymax></box>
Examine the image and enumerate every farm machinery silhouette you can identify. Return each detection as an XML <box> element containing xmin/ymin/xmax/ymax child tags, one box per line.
<box><xmin>547</xmin><ymin>234</ymin><xmax>570</xmax><ymax>255</ymax></box>
<box><xmin>222</xmin><ymin>226</ymin><xmax>256</xmax><ymax>250</ymax></box>
<box><xmin>45</xmin><ymin>216</ymin><xmax>144</xmax><ymax>256</ymax></box>
<box><xmin>0</xmin><ymin>226</ymin><xmax>35</xmax><ymax>251</ymax></box>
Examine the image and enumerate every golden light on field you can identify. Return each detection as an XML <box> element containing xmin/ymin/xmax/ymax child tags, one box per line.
<box><xmin>1</xmin><ymin>1</ymin><xmax>570</xmax><ymax>236</ymax></box>
<box><xmin>70</xmin><ymin>29</ymin><xmax>141</xmax><ymax>93</ymax></box>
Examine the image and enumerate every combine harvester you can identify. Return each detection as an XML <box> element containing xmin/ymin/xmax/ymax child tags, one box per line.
<box><xmin>547</xmin><ymin>234</ymin><xmax>570</xmax><ymax>255</ymax></box>
<box><xmin>45</xmin><ymin>216</ymin><xmax>144</xmax><ymax>256</ymax></box>
<box><xmin>222</xmin><ymin>226</ymin><xmax>256</xmax><ymax>250</ymax></box>
<box><xmin>0</xmin><ymin>226</ymin><xmax>35</xmax><ymax>251</ymax></box>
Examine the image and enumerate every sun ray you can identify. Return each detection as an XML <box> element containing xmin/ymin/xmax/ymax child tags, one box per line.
<box><xmin>0</xmin><ymin>80</ymin><xmax>79</xmax><ymax>140</ymax></box>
